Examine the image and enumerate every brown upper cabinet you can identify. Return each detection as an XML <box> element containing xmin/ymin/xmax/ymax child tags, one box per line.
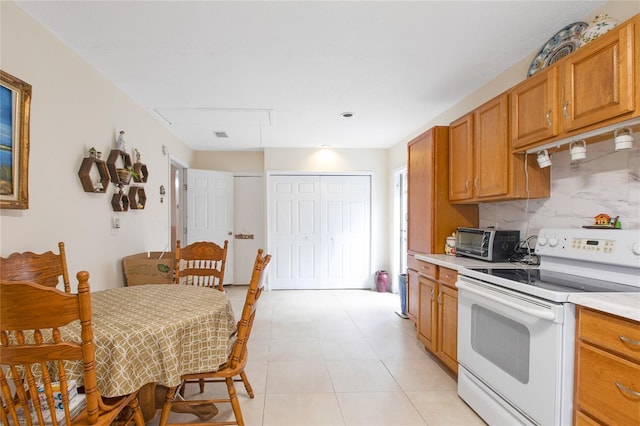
<box><xmin>511</xmin><ymin>14</ymin><xmax>639</xmax><ymax>152</ymax></box>
<box><xmin>450</xmin><ymin>93</ymin><xmax>550</xmax><ymax>203</ymax></box>
<box><xmin>511</xmin><ymin>68</ymin><xmax>560</xmax><ymax>150</ymax></box>
<box><xmin>407</xmin><ymin>126</ymin><xmax>478</xmax><ymax>253</ymax></box>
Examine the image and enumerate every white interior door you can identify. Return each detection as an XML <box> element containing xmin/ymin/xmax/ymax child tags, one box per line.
<box><xmin>185</xmin><ymin>168</ymin><xmax>234</xmax><ymax>284</ymax></box>
<box><xmin>233</xmin><ymin>175</ymin><xmax>264</xmax><ymax>285</ymax></box>
<box><xmin>269</xmin><ymin>174</ymin><xmax>371</xmax><ymax>290</ymax></box>
<box><xmin>269</xmin><ymin>175</ymin><xmax>321</xmax><ymax>289</ymax></box>
<box><xmin>321</xmin><ymin>175</ymin><xmax>371</xmax><ymax>289</ymax></box>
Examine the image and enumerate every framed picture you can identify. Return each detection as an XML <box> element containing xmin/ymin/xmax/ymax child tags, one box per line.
<box><xmin>1</xmin><ymin>70</ymin><xmax>31</xmax><ymax>209</ymax></box>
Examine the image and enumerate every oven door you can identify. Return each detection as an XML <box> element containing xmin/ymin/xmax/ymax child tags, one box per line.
<box><xmin>457</xmin><ymin>275</ymin><xmax>574</xmax><ymax>426</ymax></box>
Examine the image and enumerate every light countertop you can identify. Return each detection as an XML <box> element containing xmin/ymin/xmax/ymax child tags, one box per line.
<box><xmin>414</xmin><ymin>253</ymin><xmax>529</xmax><ymax>270</ymax></box>
<box><xmin>568</xmin><ymin>293</ymin><xmax>640</xmax><ymax>323</ymax></box>
<box><xmin>414</xmin><ymin>254</ymin><xmax>639</xmax><ymax>323</ymax></box>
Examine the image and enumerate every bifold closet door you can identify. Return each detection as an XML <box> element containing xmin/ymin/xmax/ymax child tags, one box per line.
<box><xmin>269</xmin><ymin>175</ymin><xmax>371</xmax><ymax>290</ymax></box>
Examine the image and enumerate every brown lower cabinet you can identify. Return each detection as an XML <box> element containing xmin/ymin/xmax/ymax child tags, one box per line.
<box><xmin>415</xmin><ymin>259</ymin><xmax>458</xmax><ymax>374</ymax></box>
<box><xmin>574</xmin><ymin>306</ymin><xmax>640</xmax><ymax>425</ymax></box>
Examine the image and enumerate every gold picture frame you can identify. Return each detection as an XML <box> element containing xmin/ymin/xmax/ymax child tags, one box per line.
<box><xmin>1</xmin><ymin>70</ymin><xmax>31</xmax><ymax>209</ymax></box>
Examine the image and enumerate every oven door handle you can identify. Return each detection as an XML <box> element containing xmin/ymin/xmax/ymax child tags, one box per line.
<box><xmin>457</xmin><ymin>281</ymin><xmax>555</xmax><ymax>321</ymax></box>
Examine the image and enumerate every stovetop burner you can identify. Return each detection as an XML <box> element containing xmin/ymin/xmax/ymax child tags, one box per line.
<box><xmin>472</xmin><ymin>268</ymin><xmax>640</xmax><ymax>294</ymax></box>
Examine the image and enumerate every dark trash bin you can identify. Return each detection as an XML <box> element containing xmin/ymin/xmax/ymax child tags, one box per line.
<box><xmin>397</xmin><ymin>273</ymin><xmax>409</xmax><ymax>318</ymax></box>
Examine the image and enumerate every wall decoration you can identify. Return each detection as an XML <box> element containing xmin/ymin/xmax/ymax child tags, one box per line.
<box><xmin>0</xmin><ymin>70</ymin><xmax>32</xmax><ymax>209</ymax></box>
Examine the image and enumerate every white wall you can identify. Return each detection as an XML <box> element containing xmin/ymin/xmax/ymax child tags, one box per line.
<box><xmin>0</xmin><ymin>2</ymin><xmax>193</xmax><ymax>291</ymax></box>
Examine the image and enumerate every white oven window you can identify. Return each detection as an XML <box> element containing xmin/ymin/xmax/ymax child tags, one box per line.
<box><xmin>470</xmin><ymin>304</ymin><xmax>530</xmax><ymax>384</ymax></box>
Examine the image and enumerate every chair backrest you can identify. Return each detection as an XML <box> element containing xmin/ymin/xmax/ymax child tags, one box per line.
<box><xmin>0</xmin><ymin>242</ymin><xmax>71</xmax><ymax>293</ymax></box>
<box><xmin>174</xmin><ymin>240</ymin><xmax>228</xmax><ymax>291</ymax></box>
<box><xmin>0</xmin><ymin>271</ymin><xmax>102</xmax><ymax>425</ymax></box>
<box><xmin>227</xmin><ymin>249</ymin><xmax>271</xmax><ymax>370</ymax></box>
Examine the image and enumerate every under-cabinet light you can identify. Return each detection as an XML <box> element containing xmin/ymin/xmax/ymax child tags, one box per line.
<box><xmin>524</xmin><ymin>116</ymin><xmax>640</xmax><ymax>155</ymax></box>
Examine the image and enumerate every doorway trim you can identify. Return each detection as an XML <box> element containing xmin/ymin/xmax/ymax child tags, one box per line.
<box><xmin>391</xmin><ymin>166</ymin><xmax>407</xmax><ymax>294</ymax></box>
<box><xmin>169</xmin><ymin>155</ymin><xmax>189</xmax><ymax>255</ymax></box>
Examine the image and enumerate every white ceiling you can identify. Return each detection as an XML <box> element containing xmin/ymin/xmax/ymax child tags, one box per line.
<box><xmin>16</xmin><ymin>1</ymin><xmax>606</xmax><ymax>151</ymax></box>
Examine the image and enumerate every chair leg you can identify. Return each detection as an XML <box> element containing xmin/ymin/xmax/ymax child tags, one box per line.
<box><xmin>129</xmin><ymin>398</ymin><xmax>146</xmax><ymax>426</ymax></box>
<box><xmin>226</xmin><ymin>377</ymin><xmax>244</xmax><ymax>426</ymax></box>
<box><xmin>158</xmin><ymin>386</ymin><xmax>177</xmax><ymax>426</ymax></box>
<box><xmin>239</xmin><ymin>371</ymin><xmax>254</xmax><ymax>399</ymax></box>
<box><xmin>199</xmin><ymin>378</ymin><xmax>205</xmax><ymax>393</ymax></box>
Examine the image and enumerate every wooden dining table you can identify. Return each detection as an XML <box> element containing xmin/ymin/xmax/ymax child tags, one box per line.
<box><xmin>61</xmin><ymin>284</ymin><xmax>237</xmax><ymax>420</ymax></box>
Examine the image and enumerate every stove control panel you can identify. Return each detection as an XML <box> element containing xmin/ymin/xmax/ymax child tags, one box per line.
<box><xmin>536</xmin><ymin>228</ymin><xmax>640</xmax><ymax>268</ymax></box>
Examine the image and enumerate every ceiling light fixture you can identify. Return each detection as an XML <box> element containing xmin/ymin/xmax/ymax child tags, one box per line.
<box><xmin>340</xmin><ymin>112</ymin><xmax>354</xmax><ymax>118</ymax></box>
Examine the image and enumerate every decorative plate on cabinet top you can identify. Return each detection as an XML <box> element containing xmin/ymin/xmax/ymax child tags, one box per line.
<box><xmin>579</xmin><ymin>14</ymin><xmax>620</xmax><ymax>47</ymax></box>
<box><xmin>527</xmin><ymin>21</ymin><xmax>588</xmax><ymax>78</ymax></box>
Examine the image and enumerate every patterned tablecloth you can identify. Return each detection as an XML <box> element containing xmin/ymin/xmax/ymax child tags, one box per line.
<box><xmin>63</xmin><ymin>284</ymin><xmax>236</xmax><ymax>397</ymax></box>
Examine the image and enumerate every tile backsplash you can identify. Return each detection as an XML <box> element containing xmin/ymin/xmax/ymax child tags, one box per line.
<box><xmin>479</xmin><ymin>132</ymin><xmax>640</xmax><ymax>239</ymax></box>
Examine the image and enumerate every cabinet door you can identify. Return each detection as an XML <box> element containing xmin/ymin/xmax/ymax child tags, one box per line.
<box><xmin>407</xmin><ymin>130</ymin><xmax>434</xmax><ymax>254</ymax></box>
<box><xmin>511</xmin><ymin>67</ymin><xmax>560</xmax><ymax>150</ymax></box>
<box><xmin>437</xmin><ymin>283</ymin><xmax>458</xmax><ymax>374</ymax></box>
<box><xmin>407</xmin><ymin>268</ymin><xmax>419</xmax><ymax>322</ymax></box>
<box><xmin>562</xmin><ymin>21</ymin><xmax>635</xmax><ymax>132</ymax></box>
<box><xmin>449</xmin><ymin>113</ymin><xmax>474</xmax><ymax>201</ymax></box>
<box><xmin>575</xmin><ymin>342</ymin><xmax>640</xmax><ymax>426</ymax></box>
<box><xmin>417</xmin><ymin>276</ymin><xmax>436</xmax><ymax>352</ymax></box>
<box><xmin>474</xmin><ymin>94</ymin><xmax>510</xmax><ymax>199</ymax></box>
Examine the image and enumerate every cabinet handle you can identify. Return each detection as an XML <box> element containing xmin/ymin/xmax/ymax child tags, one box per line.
<box><xmin>430</xmin><ymin>288</ymin><xmax>434</xmax><ymax>300</ymax></box>
<box><xmin>474</xmin><ymin>178</ymin><xmax>479</xmax><ymax>189</ymax></box>
<box><xmin>545</xmin><ymin>110</ymin><xmax>552</xmax><ymax>127</ymax></box>
<box><xmin>563</xmin><ymin>101</ymin><xmax>570</xmax><ymax>119</ymax></box>
<box><xmin>615</xmin><ymin>382</ymin><xmax>640</xmax><ymax>397</ymax></box>
<box><xmin>437</xmin><ymin>291</ymin><xmax>442</xmax><ymax>304</ymax></box>
<box><xmin>465</xmin><ymin>179</ymin><xmax>470</xmax><ymax>190</ymax></box>
<box><xmin>620</xmin><ymin>335</ymin><xmax>640</xmax><ymax>346</ymax></box>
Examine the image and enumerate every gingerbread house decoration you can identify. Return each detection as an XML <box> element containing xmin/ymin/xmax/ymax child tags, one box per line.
<box><xmin>594</xmin><ymin>213</ymin><xmax>611</xmax><ymax>225</ymax></box>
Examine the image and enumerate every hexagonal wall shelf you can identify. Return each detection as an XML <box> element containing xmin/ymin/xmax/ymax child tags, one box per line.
<box><xmin>107</xmin><ymin>149</ymin><xmax>133</xmax><ymax>186</ymax></box>
<box><xmin>111</xmin><ymin>189</ymin><xmax>130</xmax><ymax>212</ymax></box>
<box><xmin>78</xmin><ymin>157</ymin><xmax>110</xmax><ymax>193</ymax></box>
<box><xmin>132</xmin><ymin>163</ymin><xmax>148</xmax><ymax>183</ymax></box>
<box><xmin>128</xmin><ymin>186</ymin><xmax>147</xmax><ymax>209</ymax></box>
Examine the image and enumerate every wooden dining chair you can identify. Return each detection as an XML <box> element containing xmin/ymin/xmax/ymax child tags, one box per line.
<box><xmin>0</xmin><ymin>242</ymin><xmax>71</xmax><ymax>293</ymax></box>
<box><xmin>174</xmin><ymin>240</ymin><xmax>228</xmax><ymax>291</ymax></box>
<box><xmin>159</xmin><ymin>249</ymin><xmax>271</xmax><ymax>426</ymax></box>
<box><xmin>0</xmin><ymin>272</ymin><xmax>145</xmax><ymax>426</ymax></box>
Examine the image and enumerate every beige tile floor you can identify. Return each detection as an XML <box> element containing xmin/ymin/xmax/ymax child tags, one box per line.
<box><xmin>150</xmin><ymin>286</ymin><xmax>485</xmax><ymax>426</ymax></box>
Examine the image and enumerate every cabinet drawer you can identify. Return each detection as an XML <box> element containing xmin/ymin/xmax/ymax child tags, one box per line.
<box><xmin>416</xmin><ymin>260</ymin><xmax>437</xmax><ymax>279</ymax></box>
<box><xmin>578</xmin><ymin>307</ymin><xmax>640</xmax><ymax>362</ymax></box>
<box><xmin>574</xmin><ymin>410</ymin><xmax>602</xmax><ymax>426</ymax></box>
<box><xmin>438</xmin><ymin>267</ymin><xmax>457</xmax><ymax>287</ymax></box>
<box><xmin>576</xmin><ymin>342</ymin><xmax>640</xmax><ymax>425</ymax></box>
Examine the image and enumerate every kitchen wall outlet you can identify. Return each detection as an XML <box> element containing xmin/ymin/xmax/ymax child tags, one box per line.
<box><xmin>112</xmin><ymin>217</ymin><xmax>120</xmax><ymax>229</ymax></box>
